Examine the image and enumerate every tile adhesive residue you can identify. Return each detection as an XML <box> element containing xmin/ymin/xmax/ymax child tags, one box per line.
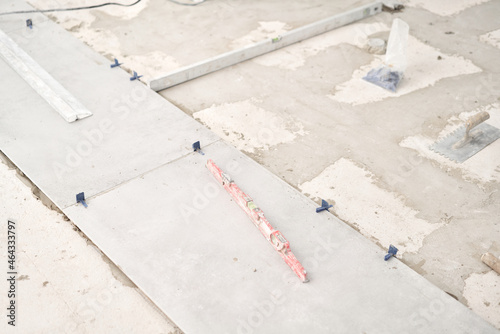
<box><xmin>299</xmin><ymin>158</ymin><xmax>443</xmax><ymax>256</ymax></box>
<box><xmin>463</xmin><ymin>271</ymin><xmax>500</xmax><ymax>329</ymax></box>
<box><xmin>28</xmin><ymin>0</ymin><xmax>180</xmax><ymax>82</ymax></box>
<box><xmin>193</xmin><ymin>99</ymin><xmax>306</xmax><ymax>153</ymax></box>
<box><xmin>481</xmin><ymin>29</ymin><xmax>500</xmax><ymax>50</ymax></box>
<box><xmin>403</xmin><ymin>0</ymin><xmax>492</xmax><ymax>16</ymax></box>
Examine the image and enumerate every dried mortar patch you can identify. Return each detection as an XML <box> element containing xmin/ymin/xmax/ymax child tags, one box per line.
<box><xmin>299</xmin><ymin>158</ymin><xmax>443</xmax><ymax>255</ymax></box>
<box><xmin>463</xmin><ymin>271</ymin><xmax>500</xmax><ymax>329</ymax></box>
<box><xmin>194</xmin><ymin>99</ymin><xmax>307</xmax><ymax>153</ymax></box>
<box><xmin>29</xmin><ymin>0</ymin><xmax>179</xmax><ymax>81</ymax></box>
<box><xmin>403</xmin><ymin>0</ymin><xmax>491</xmax><ymax>16</ymax></box>
<box><xmin>481</xmin><ymin>29</ymin><xmax>500</xmax><ymax>50</ymax></box>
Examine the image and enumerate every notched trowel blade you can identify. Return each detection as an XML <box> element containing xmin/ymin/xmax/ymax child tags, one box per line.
<box><xmin>430</xmin><ymin>122</ymin><xmax>500</xmax><ymax>163</ymax></box>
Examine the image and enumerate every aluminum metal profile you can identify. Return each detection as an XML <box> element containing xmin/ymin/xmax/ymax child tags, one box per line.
<box><xmin>0</xmin><ymin>29</ymin><xmax>92</xmax><ymax>123</ymax></box>
<box><xmin>149</xmin><ymin>2</ymin><xmax>383</xmax><ymax>91</ymax></box>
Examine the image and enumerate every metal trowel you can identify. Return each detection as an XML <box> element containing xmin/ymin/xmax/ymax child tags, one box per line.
<box><xmin>430</xmin><ymin>111</ymin><xmax>500</xmax><ymax>163</ymax></box>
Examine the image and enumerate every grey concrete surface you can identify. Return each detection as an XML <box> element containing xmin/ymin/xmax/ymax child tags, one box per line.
<box><xmin>0</xmin><ymin>23</ymin><xmax>219</xmax><ymax>209</ymax></box>
<box><xmin>0</xmin><ymin>28</ymin><xmax>93</xmax><ymax>122</ymax></box>
<box><xmin>63</xmin><ymin>140</ymin><xmax>496</xmax><ymax>334</ymax></box>
<box><xmin>0</xmin><ymin>0</ymin><xmax>48</xmax><ymax>33</ymax></box>
<box><xmin>0</xmin><ymin>0</ymin><xmax>499</xmax><ymax>333</ymax></box>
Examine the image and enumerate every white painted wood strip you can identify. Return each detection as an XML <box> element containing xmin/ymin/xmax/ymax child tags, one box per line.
<box><xmin>149</xmin><ymin>2</ymin><xmax>383</xmax><ymax>91</ymax></box>
<box><xmin>0</xmin><ymin>29</ymin><xmax>92</xmax><ymax>123</ymax></box>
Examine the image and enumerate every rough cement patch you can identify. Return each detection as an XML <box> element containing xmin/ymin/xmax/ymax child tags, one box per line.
<box><xmin>403</xmin><ymin>0</ymin><xmax>491</xmax><ymax>16</ymax></box>
<box><xmin>29</xmin><ymin>0</ymin><xmax>173</xmax><ymax>81</ymax></box>
<box><xmin>29</xmin><ymin>0</ymin><xmax>150</xmax><ymax>26</ymax></box>
<box><xmin>329</xmin><ymin>35</ymin><xmax>481</xmax><ymax>105</ymax></box>
<box><xmin>71</xmin><ymin>26</ymin><xmax>180</xmax><ymax>81</ymax></box>
<box><xmin>123</xmin><ymin>51</ymin><xmax>181</xmax><ymax>82</ymax></box>
<box><xmin>481</xmin><ymin>29</ymin><xmax>500</xmax><ymax>49</ymax></box>
<box><xmin>253</xmin><ymin>22</ymin><xmax>389</xmax><ymax>70</ymax></box>
<box><xmin>230</xmin><ymin>21</ymin><xmax>291</xmax><ymax>49</ymax></box>
<box><xmin>400</xmin><ymin>103</ymin><xmax>500</xmax><ymax>184</ymax></box>
<box><xmin>193</xmin><ymin>99</ymin><xmax>307</xmax><ymax>153</ymax></box>
<box><xmin>299</xmin><ymin>158</ymin><xmax>443</xmax><ymax>255</ymax></box>
<box><xmin>74</xmin><ymin>23</ymin><xmax>121</xmax><ymax>55</ymax></box>
<box><xmin>463</xmin><ymin>271</ymin><xmax>500</xmax><ymax>330</ymax></box>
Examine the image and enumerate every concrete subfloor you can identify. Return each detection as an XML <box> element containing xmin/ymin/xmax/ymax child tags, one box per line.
<box><xmin>1</xmin><ymin>0</ymin><xmax>499</xmax><ymax>332</ymax></box>
<box><xmin>2</xmin><ymin>7</ymin><xmax>497</xmax><ymax>332</ymax></box>
<box><xmin>31</xmin><ymin>0</ymin><xmax>500</xmax><ymax>327</ymax></box>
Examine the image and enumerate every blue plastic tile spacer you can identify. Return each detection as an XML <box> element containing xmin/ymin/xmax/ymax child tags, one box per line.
<box><xmin>110</xmin><ymin>58</ymin><xmax>123</xmax><ymax>68</ymax></box>
<box><xmin>26</xmin><ymin>19</ymin><xmax>33</xmax><ymax>29</ymax></box>
<box><xmin>316</xmin><ymin>199</ymin><xmax>333</xmax><ymax>213</ymax></box>
<box><xmin>76</xmin><ymin>192</ymin><xmax>88</xmax><ymax>208</ymax></box>
<box><xmin>130</xmin><ymin>71</ymin><xmax>143</xmax><ymax>81</ymax></box>
<box><xmin>192</xmin><ymin>141</ymin><xmax>205</xmax><ymax>155</ymax></box>
<box><xmin>384</xmin><ymin>245</ymin><xmax>398</xmax><ymax>261</ymax></box>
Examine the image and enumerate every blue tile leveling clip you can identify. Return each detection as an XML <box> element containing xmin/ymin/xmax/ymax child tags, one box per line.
<box><xmin>76</xmin><ymin>192</ymin><xmax>88</xmax><ymax>208</ymax></box>
<box><xmin>384</xmin><ymin>245</ymin><xmax>398</xmax><ymax>261</ymax></box>
<box><xmin>130</xmin><ymin>71</ymin><xmax>143</xmax><ymax>81</ymax></box>
<box><xmin>111</xmin><ymin>58</ymin><xmax>123</xmax><ymax>68</ymax></box>
<box><xmin>316</xmin><ymin>199</ymin><xmax>333</xmax><ymax>213</ymax></box>
<box><xmin>193</xmin><ymin>141</ymin><xmax>204</xmax><ymax>155</ymax></box>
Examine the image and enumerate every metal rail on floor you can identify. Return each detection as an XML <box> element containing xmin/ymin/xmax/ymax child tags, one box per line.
<box><xmin>149</xmin><ymin>2</ymin><xmax>382</xmax><ymax>91</ymax></box>
<box><xmin>0</xmin><ymin>29</ymin><xmax>92</xmax><ymax>123</ymax></box>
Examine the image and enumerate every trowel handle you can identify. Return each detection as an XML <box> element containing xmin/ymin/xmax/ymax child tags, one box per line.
<box><xmin>481</xmin><ymin>252</ymin><xmax>500</xmax><ymax>274</ymax></box>
<box><xmin>465</xmin><ymin>111</ymin><xmax>490</xmax><ymax>136</ymax></box>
